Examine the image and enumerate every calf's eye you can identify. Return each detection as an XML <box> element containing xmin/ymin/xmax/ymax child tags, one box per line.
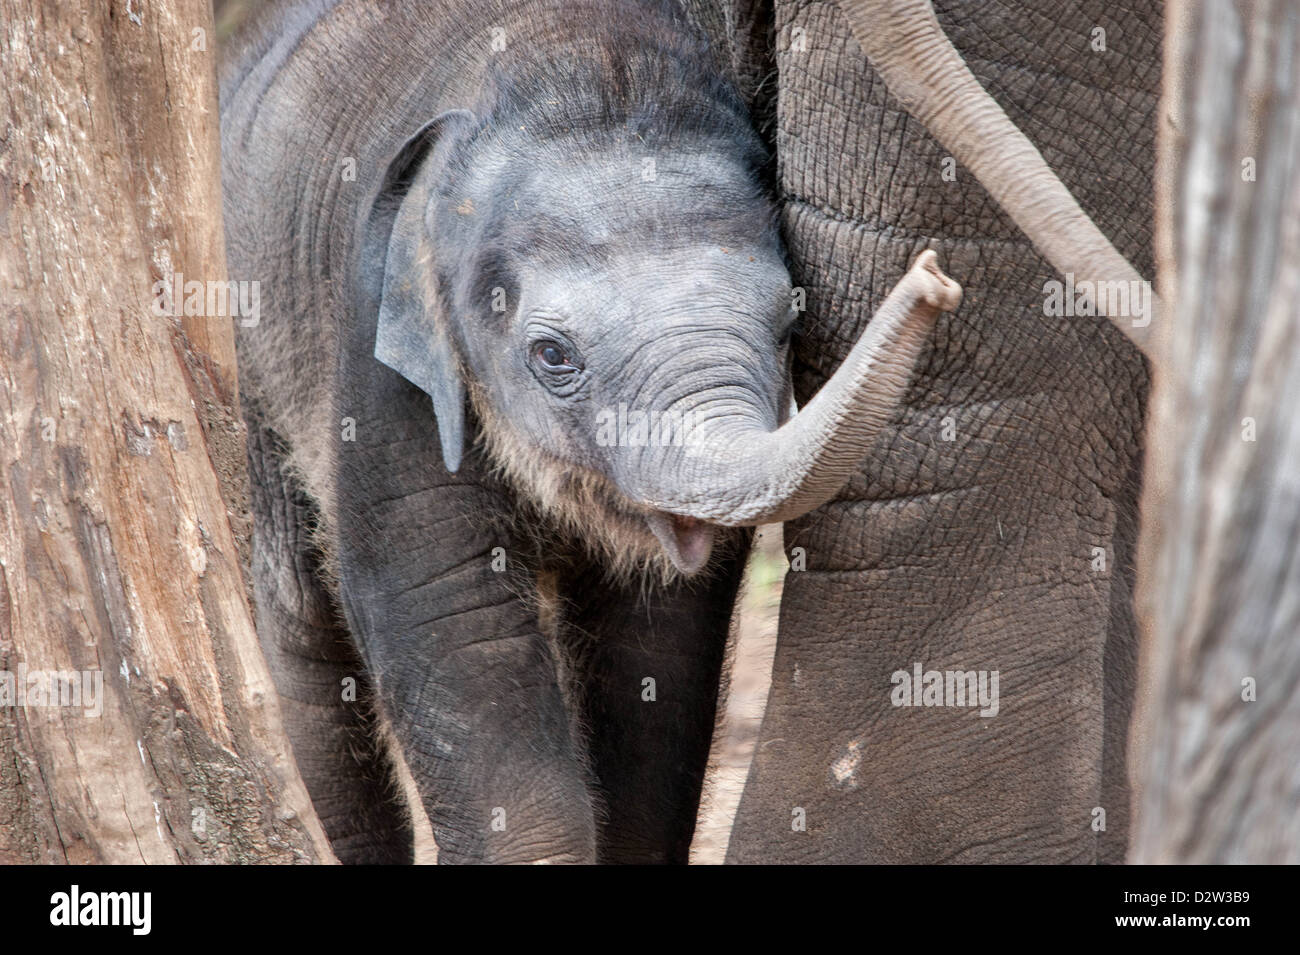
<box><xmin>533</xmin><ymin>340</ymin><xmax>581</xmax><ymax>373</ymax></box>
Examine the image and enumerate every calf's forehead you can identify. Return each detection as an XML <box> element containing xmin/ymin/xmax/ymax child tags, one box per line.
<box><xmin>519</xmin><ymin>243</ymin><xmax>792</xmax><ymax>329</ymax></box>
<box><xmin>485</xmin><ymin>148</ymin><xmax>779</xmax><ymax>264</ymax></box>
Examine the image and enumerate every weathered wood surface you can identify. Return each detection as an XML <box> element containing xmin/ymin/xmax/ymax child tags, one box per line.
<box><xmin>1134</xmin><ymin>0</ymin><xmax>1300</xmax><ymax>863</ymax></box>
<box><xmin>0</xmin><ymin>0</ymin><xmax>335</xmax><ymax>863</ymax></box>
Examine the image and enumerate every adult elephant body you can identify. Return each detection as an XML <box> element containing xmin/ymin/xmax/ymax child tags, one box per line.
<box><xmin>720</xmin><ymin>0</ymin><xmax>1155</xmax><ymax>862</ymax></box>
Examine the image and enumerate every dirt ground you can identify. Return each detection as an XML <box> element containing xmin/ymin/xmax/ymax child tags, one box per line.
<box><xmin>690</xmin><ymin>525</ymin><xmax>785</xmax><ymax>864</ymax></box>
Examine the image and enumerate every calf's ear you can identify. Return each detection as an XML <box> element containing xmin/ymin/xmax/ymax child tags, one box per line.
<box><xmin>373</xmin><ymin>110</ymin><xmax>476</xmax><ymax>472</ymax></box>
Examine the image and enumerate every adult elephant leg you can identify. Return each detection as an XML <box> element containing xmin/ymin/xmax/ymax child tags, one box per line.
<box><xmin>728</xmin><ymin>0</ymin><xmax>1156</xmax><ymax>863</ymax></box>
<box><xmin>552</xmin><ymin>538</ymin><xmax>749</xmax><ymax>864</ymax></box>
<box><xmin>333</xmin><ymin>367</ymin><xmax>596</xmax><ymax>865</ymax></box>
<box><xmin>244</xmin><ymin>403</ymin><xmax>413</xmax><ymax>864</ymax></box>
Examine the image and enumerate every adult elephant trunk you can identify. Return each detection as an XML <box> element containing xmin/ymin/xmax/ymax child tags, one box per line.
<box><xmin>838</xmin><ymin>0</ymin><xmax>1159</xmax><ymax>356</ymax></box>
<box><xmin>633</xmin><ymin>251</ymin><xmax>960</xmax><ymax>541</ymax></box>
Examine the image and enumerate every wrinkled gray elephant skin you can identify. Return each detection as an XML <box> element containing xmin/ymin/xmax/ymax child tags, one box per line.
<box><xmin>221</xmin><ymin>0</ymin><xmax>952</xmax><ymax>863</ymax></box>
<box><xmin>714</xmin><ymin>0</ymin><xmax>1156</xmax><ymax>863</ymax></box>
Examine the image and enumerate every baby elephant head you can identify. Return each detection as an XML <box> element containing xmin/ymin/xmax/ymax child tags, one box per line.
<box><xmin>371</xmin><ymin>69</ymin><xmax>947</xmax><ymax>577</ymax></box>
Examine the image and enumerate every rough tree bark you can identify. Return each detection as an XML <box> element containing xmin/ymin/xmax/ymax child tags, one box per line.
<box><xmin>1133</xmin><ymin>0</ymin><xmax>1300</xmax><ymax>863</ymax></box>
<box><xmin>0</xmin><ymin>0</ymin><xmax>335</xmax><ymax>862</ymax></box>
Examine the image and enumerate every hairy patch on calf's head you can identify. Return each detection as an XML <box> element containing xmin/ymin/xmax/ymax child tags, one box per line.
<box><xmin>477</xmin><ymin>1</ymin><xmax>766</xmax><ymax>162</ymax></box>
<box><xmin>430</xmin><ymin>1</ymin><xmax>780</xmax><ymax>284</ymax></box>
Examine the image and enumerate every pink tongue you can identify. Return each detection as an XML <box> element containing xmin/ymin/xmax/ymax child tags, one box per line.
<box><xmin>645</xmin><ymin>513</ymin><xmax>716</xmax><ymax>575</ymax></box>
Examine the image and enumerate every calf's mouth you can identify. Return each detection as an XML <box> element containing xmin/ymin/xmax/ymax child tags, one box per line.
<box><xmin>644</xmin><ymin>512</ymin><xmax>717</xmax><ymax>575</ymax></box>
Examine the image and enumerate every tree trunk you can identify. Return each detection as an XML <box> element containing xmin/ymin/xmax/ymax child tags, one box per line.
<box><xmin>0</xmin><ymin>0</ymin><xmax>335</xmax><ymax>863</ymax></box>
<box><xmin>1133</xmin><ymin>0</ymin><xmax>1300</xmax><ymax>863</ymax></box>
